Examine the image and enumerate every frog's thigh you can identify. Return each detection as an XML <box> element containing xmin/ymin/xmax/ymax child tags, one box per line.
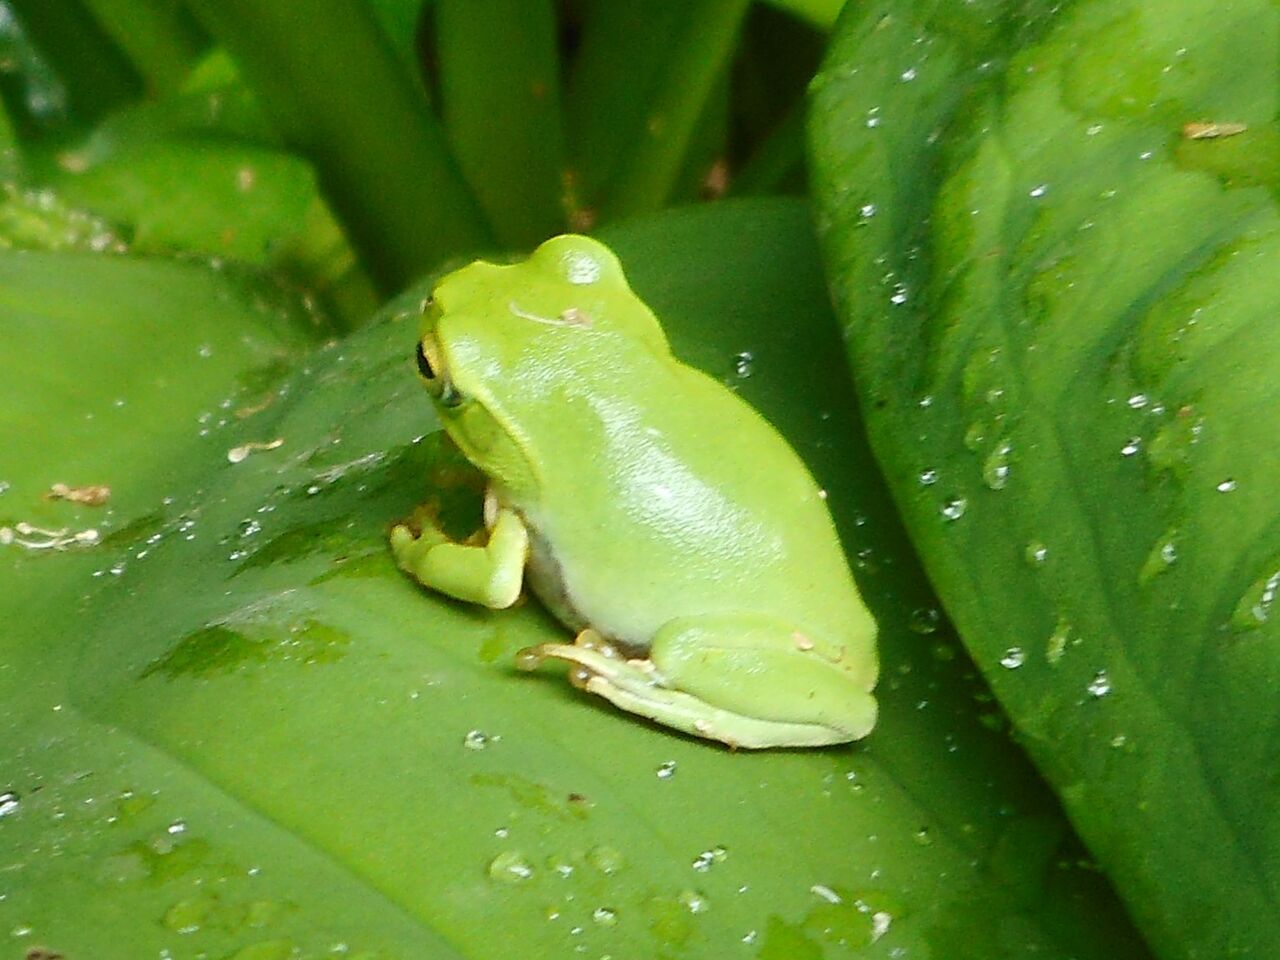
<box><xmin>390</xmin><ymin>506</ymin><xmax>527</xmax><ymax>608</ymax></box>
<box><xmin>648</xmin><ymin>614</ymin><xmax>877</xmax><ymax>743</ymax></box>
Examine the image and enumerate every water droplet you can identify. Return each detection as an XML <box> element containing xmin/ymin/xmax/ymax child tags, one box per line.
<box><xmin>1110</xmin><ymin>734</ymin><xmax>1127</xmax><ymax>748</ymax></box>
<box><xmin>871</xmin><ymin>910</ymin><xmax>893</xmax><ymax>942</ymax></box>
<box><xmin>0</xmin><ymin>792</ymin><xmax>18</xmax><ymax>818</ymax></box>
<box><xmin>678</xmin><ymin>889</ymin><xmax>710</xmax><ymax>914</ymax></box>
<box><xmin>487</xmin><ymin>850</ymin><xmax>534</xmax><ymax>883</ymax></box>
<box><xmin>900</xmin><ymin>67</ymin><xmax>917</xmax><ymax>81</ymax></box>
<box><xmin>1216</xmin><ymin>478</ymin><xmax>1237</xmax><ymax>493</ymax></box>
<box><xmin>913</xmin><ymin>827</ymin><xmax>933</xmax><ymax>846</ymax></box>
<box><xmin>963</xmin><ymin>421</ymin><xmax>988</xmax><ymax>450</ymax></box>
<box><xmin>1025</xmin><ymin>541</ymin><xmax>1048</xmax><ymax>566</ymax></box>
<box><xmin>1029</xmin><ymin>183</ymin><xmax>1049</xmax><ymax>198</ymax></box>
<box><xmin>656</xmin><ymin>760</ymin><xmax>677</xmax><ymax>780</ymax></box>
<box><xmin>163</xmin><ymin>895</ymin><xmax>216</xmax><ymax>934</ymax></box>
<box><xmin>908</xmin><ymin>607</ymin><xmax>941</xmax><ymax>634</ymax></box>
<box><xmin>463</xmin><ymin>729</ymin><xmax>492</xmax><ymax>750</ymax></box>
<box><xmin>732</xmin><ymin>351</ymin><xmax>754</xmax><ymax>379</ymax></box>
<box><xmin>166</xmin><ymin>819</ymin><xmax>186</xmax><ymax>835</ymax></box>
<box><xmin>889</xmin><ymin>284</ymin><xmax>908</xmax><ymax>305</ymax></box>
<box><xmin>1045</xmin><ymin>617</ymin><xmax>1072</xmax><ymax>665</ymax></box>
<box><xmin>1120</xmin><ymin>437</ymin><xmax>1142</xmax><ymax>457</ymax></box>
<box><xmin>586</xmin><ymin>845</ymin><xmax>625</xmax><ymax>875</ymax></box>
<box><xmin>545</xmin><ymin>854</ymin><xmax>574</xmax><ymax>878</ymax></box>
<box><xmin>1000</xmin><ymin>647</ymin><xmax>1026</xmax><ymax>669</ymax></box>
<box><xmin>865</xmin><ymin>108</ymin><xmax>881</xmax><ymax>128</ymax></box>
<box><xmin>982</xmin><ymin>439</ymin><xmax>1013</xmax><ymax>490</ymax></box>
<box><xmin>1230</xmin><ymin>567</ymin><xmax>1280</xmax><ymax>630</ymax></box>
<box><xmin>691</xmin><ymin>846</ymin><xmax>727</xmax><ymax>872</ymax></box>
<box><xmin>810</xmin><ymin>884</ymin><xmax>842</xmax><ymax>904</ymax></box>
<box><xmin>918</xmin><ymin>468</ymin><xmax>938</xmax><ymax>486</ymax></box>
<box><xmin>858</xmin><ymin>202</ymin><xmax>877</xmax><ymax>220</ymax></box>
<box><xmin>592</xmin><ymin>906</ymin><xmax>618</xmax><ymax>927</ymax></box>
<box><xmin>940</xmin><ymin>497</ymin><xmax>967</xmax><ymax>522</ymax></box>
<box><xmin>1087</xmin><ymin>670</ymin><xmax>1112</xmax><ymax>698</ymax></box>
<box><xmin>1127</xmin><ymin>393</ymin><xmax>1148</xmax><ymax>409</ymax></box>
<box><xmin>1138</xmin><ymin>529</ymin><xmax>1178</xmax><ymax>585</ymax></box>
<box><xmin>918</xmin><ymin>394</ymin><xmax>934</xmax><ymax>408</ymax></box>
<box><xmin>1086</xmin><ymin>122</ymin><xmax>1104</xmax><ymax>136</ymax></box>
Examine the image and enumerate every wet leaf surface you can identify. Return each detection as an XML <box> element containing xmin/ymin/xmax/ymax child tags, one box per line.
<box><xmin>0</xmin><ymin>201</ymin><xmax>1148</xmax><ymax>958</ymax></box>
<box><xmin>810</xmin><ymin>3</ymin><xmax>1280</xmax><ymax>957</ymax></box>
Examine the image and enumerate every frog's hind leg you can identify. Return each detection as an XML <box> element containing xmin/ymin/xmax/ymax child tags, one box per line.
<box><xmin>517</xmin><ymin>620</ymin><xmax>874</xmax><ymax>749</ymax></box>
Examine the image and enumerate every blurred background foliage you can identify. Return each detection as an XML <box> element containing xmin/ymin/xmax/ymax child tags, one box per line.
<box><xmin>0</xmin><ymin>0</ymin><xmax>839</xmax><ymax>320</ymax></box>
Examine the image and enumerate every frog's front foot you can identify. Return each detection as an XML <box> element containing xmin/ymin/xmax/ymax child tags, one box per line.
<box><xmin>517</xmin><ymin>629</ymin><xmax>859</xmax><ymax>749</ymax></box>
<box><xmin>390</xmin><ymin>505</ymin><xmax>529</xmax><ymax>609</ymax></box>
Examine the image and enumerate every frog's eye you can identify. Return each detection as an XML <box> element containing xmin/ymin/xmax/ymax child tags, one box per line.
<box><xmin>415</xmin><ymin>339</ymin><xmax>437</xmax><ymax>380</ymax></box>
<box><xmin>415</xmin><ymin>336</ymin><xmax>465</xmax><ymax>408</ymax></box>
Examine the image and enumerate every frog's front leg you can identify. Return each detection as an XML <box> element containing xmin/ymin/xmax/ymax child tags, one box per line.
<box><xmin>518</xmin><ymin>616</ymin><xmax>877</xmax><ymax>749</ymax></box>
<box><xmin>390</xmin><ymin>491</ymin><xmax>528</xmax><ymax>609</ymax></box>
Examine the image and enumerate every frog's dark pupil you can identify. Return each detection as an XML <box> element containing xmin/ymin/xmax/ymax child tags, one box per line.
<box><xmin>415</xmin><ymin>341</ymin><xmax>435</xmax><ymax>379</ymax></box>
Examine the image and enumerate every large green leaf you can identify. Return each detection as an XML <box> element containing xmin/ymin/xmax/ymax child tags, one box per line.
<box><xmin>1</xmin><ymin>200</ymin><xmax>1150</xmax><ymax>957</ymax></box>
<box><xmin>809</xmin><ymin>3</ymin><xmax>1280</xmax><ymax>957</ymax></box>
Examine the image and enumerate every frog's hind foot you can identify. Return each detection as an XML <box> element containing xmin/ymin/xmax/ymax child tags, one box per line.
<box><xmin>515</xmin><ymin>630</ymin><xmax>852</xmax><ymax>749</ymax></box>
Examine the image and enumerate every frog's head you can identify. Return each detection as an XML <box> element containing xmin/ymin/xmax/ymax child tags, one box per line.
<box><xmin>413</xmin><ymin>235</ymin><xmax>668</xmax><ymax>497</ymax></box>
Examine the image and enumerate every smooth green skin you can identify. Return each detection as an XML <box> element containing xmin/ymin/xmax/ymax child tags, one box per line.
<box><xmin>391</xmin><ymin>235</ymin><xmax>878</xmax><ymax>748</ymax></box>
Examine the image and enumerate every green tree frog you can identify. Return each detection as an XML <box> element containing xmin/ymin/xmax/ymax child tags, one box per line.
<box><xmin>391</xmin><ymin>235</ymin><xmax>878</xmax><ymax>748</ymax></box>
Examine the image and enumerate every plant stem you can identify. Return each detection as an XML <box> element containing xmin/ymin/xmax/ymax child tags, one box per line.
<box><xmin>603</xmin><ymin>0</ymin><xmax>750</xmax><ymax>220</ymax></box>
<box><xmin>730</xmin><ymin>102</ymin><xmax>806</xmax><ymax>196</ymax></box>
<box><xmin>80</xmin><ymin>0</ymin><xmax>206</xmax><ymax>96</ymax></box>
<box><xmin>435</xmin><ymin>0</ymin><xmax>564</xmax><ymax>248</ymax></box>
<box><xmin>184</xmin><ymin>0</ymin><xmax>492</xmax><ymax>293</ymax></box>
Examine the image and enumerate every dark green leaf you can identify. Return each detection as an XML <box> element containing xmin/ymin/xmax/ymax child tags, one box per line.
<box><xmin>810</xmin><ymin>3</ymin><xmax>1280</xmax><ymax>957</ymax></box>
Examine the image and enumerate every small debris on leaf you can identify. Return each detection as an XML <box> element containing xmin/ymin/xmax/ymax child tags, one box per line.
<box><xmin>45</xmin><ymin>482</ymin><xmax>111</xmax><ymax>506</ymax></box>
<box><xmin>1181</xmin><ymin>121</ymin><xmax>1247</xmax><ymax>140</ymax></box>
<box><xmin>1</xmin><ymin>521</ymin><xmax>99</xmax><ymax>550</ymax></box>
<box><xmin>227</xmin><ymin>438</ymin><xmax>284</xmax><ymax>463</ymax></box>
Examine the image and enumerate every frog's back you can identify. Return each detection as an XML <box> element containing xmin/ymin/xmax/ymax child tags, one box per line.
<box><xmin>509</xmin><ymin>339</ymin><xmax>872</xmax><ymax>655</ymax></box>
